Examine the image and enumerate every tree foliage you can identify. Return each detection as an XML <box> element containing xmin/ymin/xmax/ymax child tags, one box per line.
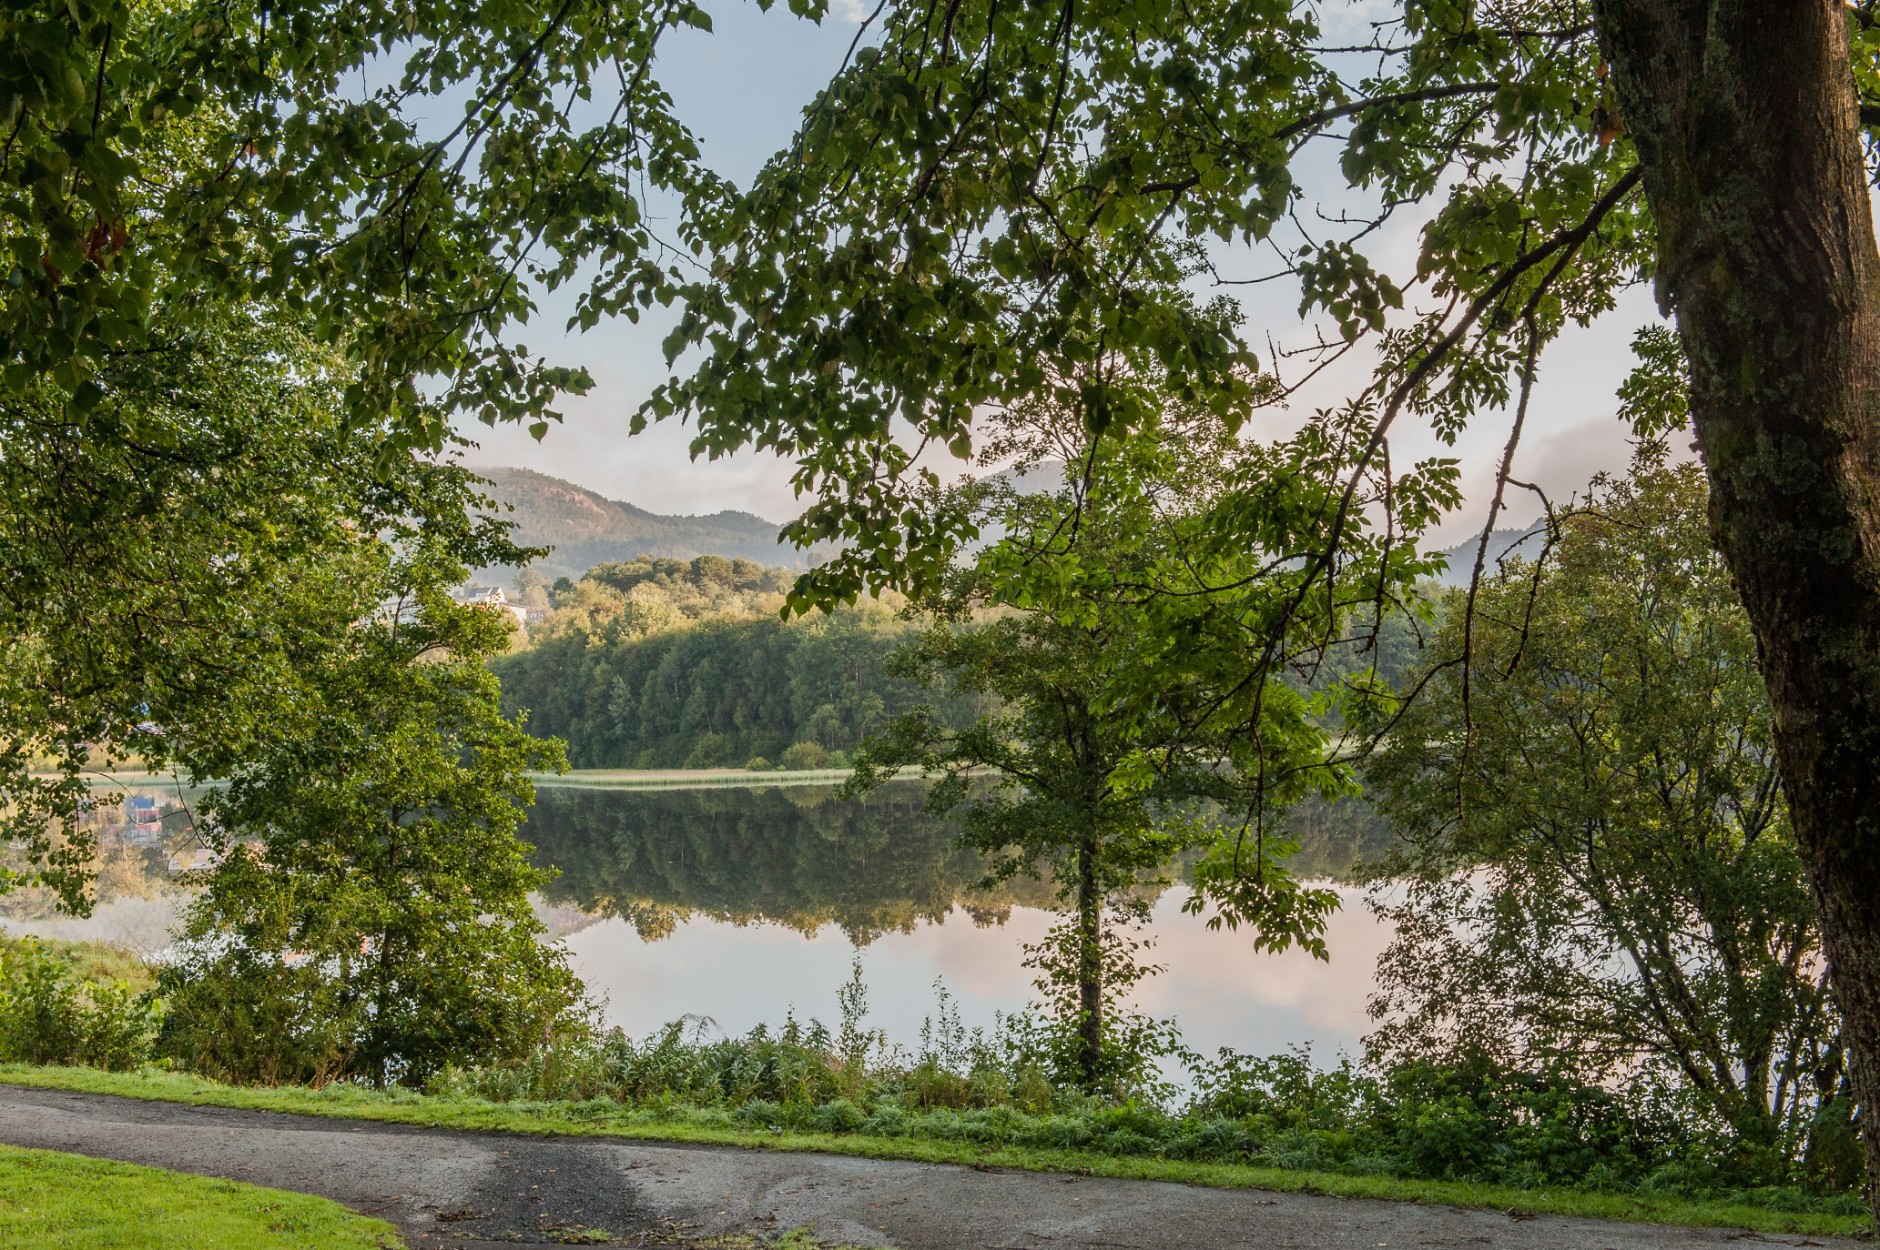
<box><xmin>1365</xmin><ymin>457</ymin><xmax>1855</xmax><ymax>1189</ymax></box>
<box><xmin>0</xmin><ymin>307</ymin><xmax>522</xmax><ymax>908</ymax></box>
<box><xmin>0</xmin><ymin>0</ymin><xmax>722</xmax><ymax>443</ymax></box>
<box><xmin>157</xmin><ymin>527</ymin><xmax>580</xmax><ymax>1090</ymax></box>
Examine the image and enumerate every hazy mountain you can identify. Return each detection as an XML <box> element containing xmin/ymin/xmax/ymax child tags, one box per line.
<box><xmin>1432</xmin><ymin>523</ymin><xmax>1547</xmax><ymax>586</ymax></box>
<box><xmin>472</xmin><ymin>467</ymin><xmax>816</xmax><ymax>584</ymax></box>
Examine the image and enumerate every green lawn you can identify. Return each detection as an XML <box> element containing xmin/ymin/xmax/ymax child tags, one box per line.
<box><xmin>0</xmin><ymin>1144</ymin><xmax>402</xmax><ymax>1249</ymax></box>
<box><xmin>2</xmin><ymin>1064</ymin><xmax>1869</xmax><ymax>1241</ymax></box>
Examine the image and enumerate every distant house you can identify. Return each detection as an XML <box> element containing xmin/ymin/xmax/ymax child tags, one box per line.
<box><xmin>453</xmin><ymin>584</ymin><xmax>529</xmax><ymax>633</ymax></box>
<box><xmin>124</xmin><ymin>794</ymin><xmax>164</xmax><ymax>844</ymax></box>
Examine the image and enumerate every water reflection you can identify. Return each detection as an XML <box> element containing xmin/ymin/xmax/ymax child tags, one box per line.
<box><xmin>522</xmin><ymin>784</ymin><xmax>1400</xmax><ymax>1059</ymax></box>
<box><xmin>523</xmin><ymin>781</ymin><xmax>1051</xmax><ymax>942</ymax></box>
<box><xmin>3</xmin><ymin>780</ymin><xmax>1402</xmax><ymax>1062</ymax></box>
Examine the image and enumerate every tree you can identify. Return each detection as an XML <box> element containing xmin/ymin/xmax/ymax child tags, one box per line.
<box><xmin>647</xmin><ymin>1</ymin><xmax>1880</xmax><ymax>1195</ymax></box>
<box><xmin>1594</xmin><ymin>5</ymin><xmax>1880</xmax><ymax>1203</ymax></box>
<box><xmin>1366</xmin><ymin>456</ymin><xmax>1854</xmax><ymax>1187</ymax></box>
<box><xmin>847</xmin><ymin>402</ymin><xmax>1350</xmax><ymax>1092</ymax></box>
<box><xmin>1</xmin><ymin>0</ymin><xmax>713</xmax><ymax>900</ymax></box>
<box><xmin>0</xmin><ymin>307</ymin><xmax>513</xmax><ymax>909</ymax></box>
<box><xmin>157</xmin><ymin>519</ymin><xmax>580</xmax><ymax>1089</ymax></box>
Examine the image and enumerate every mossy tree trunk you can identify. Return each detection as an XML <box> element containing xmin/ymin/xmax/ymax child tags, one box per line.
<box><xmin>1596</xmin><ymin>0</ymin><xmax>1880</xmax><ymax>1201</ymax></box>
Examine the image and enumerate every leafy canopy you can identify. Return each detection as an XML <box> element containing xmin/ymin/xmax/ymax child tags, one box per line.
<box><xmin>0</xmin><ymin>303</ymin><xmax>529</xmax><ymax>908</ymax></box>
<box><xmin>650</xmin><ymin>0</ymin><xmax>1715</xmax><ymax>610</ymax></box>
<box><xmin>0</xmin><ymin>0</ymin><xmax>741</xmax><ymax>444</ymax></box>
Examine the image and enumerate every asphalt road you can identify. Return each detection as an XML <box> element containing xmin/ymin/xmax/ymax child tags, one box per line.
<box><xmin>0</xmin><ymin>1084</ymin><xmax>1852</xmax><ymax>1250</ymax></box>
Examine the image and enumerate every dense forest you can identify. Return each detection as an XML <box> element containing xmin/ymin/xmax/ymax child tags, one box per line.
<box><xmin>491</xmin><ymin>556</ymin><xmax>985</xmax><ymax>769</ymax></box>
<box><xmin>493</xmin><ymin>552</ymin><xmax>1430</xmax><ymax>773</ymax></box>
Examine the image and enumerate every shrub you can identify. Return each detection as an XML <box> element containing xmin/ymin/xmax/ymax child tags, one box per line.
<box><xmin>778</xmin><ymin>741</ymin><xmax>830</xmax><ymax>770</ymax></box>
<box><xmin>0</xmin><ymin>937</ymin><xmax>158</xmax><ymax>1071</ymax></box>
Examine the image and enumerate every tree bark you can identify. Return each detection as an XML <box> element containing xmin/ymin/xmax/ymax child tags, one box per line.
<box><xmin>1077</xmin><ymin>830</ymin><xmax>1104</xmax><ymax>1092</ymax></box>
<box><xmin>1594</xmin><ymin>0</ymin><xmax>1880</xmax><ymax>1204</ymax></box>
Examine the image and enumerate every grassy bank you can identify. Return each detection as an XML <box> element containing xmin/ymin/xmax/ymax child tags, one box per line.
<box><xmin>1</xmin><ymin>1064</ymin><xmax>1867</xmax><ymax>1240</ymax></box>
<box><xmin>0</xmin><ymin>1143</ymin><xmax>402</xmax><ymax>1249</ymax></box>
<box><xmin>526</xmin><ymin>767</ymin><xmax>859</xmax><ymax>790</ymax></box>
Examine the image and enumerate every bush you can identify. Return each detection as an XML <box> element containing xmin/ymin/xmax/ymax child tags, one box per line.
<box><xmin>0</xmin><ymin>937</ymin><xmax>158</xmax><ymax>1071</ymax></box>
<box><xmin>3</xmin><ymin>940</ymin><xmax>1859</xmax><ymax>1218</ymax></box>
<box><xmin>779</xmin><ymin>741</ymin><xmax>831</xmax><ymax>770</ymax></box>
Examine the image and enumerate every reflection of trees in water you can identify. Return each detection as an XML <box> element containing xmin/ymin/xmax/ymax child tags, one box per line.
<box><xmin>522</xmin><ymin>783</ymin><xmax>1389</xmax><ymax>945</ymax></box>
<box><xmin>1277</xmin><ymin>795</ymin><xmax>1397</xmax><ymax>882</ymax></box>
<box><xmin>523</xmin><ymin>782</ymin><xmax>1052</xmax><ymax>944</ymax></box>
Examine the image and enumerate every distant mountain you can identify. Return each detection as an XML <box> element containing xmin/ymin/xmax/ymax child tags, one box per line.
<box><xmin>1432</xmin><ymin>523</ymin><xmax>1547</xmax><ymax>586</ymax></box>
<box><xmin>472</xmin><ymin>467</ymin><xmax>815</xmax><ymax>584</ymax></box>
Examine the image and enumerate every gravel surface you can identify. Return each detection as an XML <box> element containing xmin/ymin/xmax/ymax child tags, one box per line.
<box><xmin>0</xmin><ymin>1084</ymin><xmax>1854</xmax><ymax>1249</ymax></box>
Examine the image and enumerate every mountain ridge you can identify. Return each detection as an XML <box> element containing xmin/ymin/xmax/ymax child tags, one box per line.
<box><xmin>471</xmin><ymin>466</ymin><xmax>816</xmax><ymax>584</ymax></box>
<box><xmin>1432</xmin><ymin>522</ymin><xmax>1546</xmax><ymax>586</ymax></box>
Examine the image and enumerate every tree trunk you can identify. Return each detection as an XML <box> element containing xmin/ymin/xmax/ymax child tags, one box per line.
<box><xmin>1076</xmin><ymin>830</ymin><xmax>1104</xmax><ymax>1092</ymax></box>
<box><xmin>1594</xmin><ymin>0</ymin><xmax>1880</xmax><ymax>1205</ymax></box>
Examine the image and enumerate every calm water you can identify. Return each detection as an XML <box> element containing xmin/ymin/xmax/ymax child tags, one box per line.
<box><xmin>522</xmin><ymin>782</ymin><xmax>1398</xmax><ymax>1061</ymax></box>
<box><xmin>2</xmin><ymin>780</ymin><xmax>1400</xmax><ymax>1062</ymax></box>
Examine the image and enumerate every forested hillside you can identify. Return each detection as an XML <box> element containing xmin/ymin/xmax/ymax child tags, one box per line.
<box><xmin>471</xmin><ymin>467</ymin><xmax>820</xmax><ymax>584</ymax></box>
<box><xmin>491</xmin><ymin>556</ymin><xmax>983</xmax><ymax>769</ymax></box>
<box><xmin>1430</xmin><ymin>526</ymin><xmax>1545</xmax><ymax>586</ymax></box>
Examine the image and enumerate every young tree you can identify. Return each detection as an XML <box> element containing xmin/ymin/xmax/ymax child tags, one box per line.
<box><xmin>1366</xmin><ymin>456</ymin><xmax>1852</xmax><ymax>1185</ymax></box>
<box><xmin>158</xmin><ymin>498</ymin><xmax>580</xmax><ymax>1089</ymax></box>
<box><xmin>847</xmin><ymin>402</ymin><xmax>1373</xmax><ymax>1092</ymax></box>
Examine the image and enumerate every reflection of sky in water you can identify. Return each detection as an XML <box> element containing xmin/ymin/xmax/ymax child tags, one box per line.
<box><xmin>6</xmin><ymin>782</ymin><xmax>1397</xmax><ymax>1063</ymax></box>
<box><xmin>5</xmin><ymin>886</ymin><xmax>1393</xmax><ymax>1062</ymax></box>
<box><xmin>566</xmin><ymin>887</ymin><xmax>1391</xmax><ymax>1062</ymax></box>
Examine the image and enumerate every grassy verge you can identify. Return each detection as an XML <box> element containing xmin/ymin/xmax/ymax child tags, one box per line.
<box><xmin>0</xmin><ymin>1143</ymin><xmax>402</xmax><ymax>1249</ymax></box>
<box><xmin>0</xmin><ymin>932</ymin><xmax>155</xmax><ymax>991</ymax></box>
<box><xmin>526</xmin><ymin>767</ymin><xmax>857</xmax><ymax>790</ymax></box>
<box><xmin>2</xmin><ymin>1064</ymin><xmax>1868</xmax><ymax>1240</ymax></box>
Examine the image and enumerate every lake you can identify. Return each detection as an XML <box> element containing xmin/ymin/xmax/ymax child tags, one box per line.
<box><xmin>524</xmin><ymin>781</ymin><xmax>1399</xmax><ymax>1062</ymax></box>
<box><xmin>4</xmin><ymin>779</ymin><xmax>1400</xmax><ymax>1063</ymax></box>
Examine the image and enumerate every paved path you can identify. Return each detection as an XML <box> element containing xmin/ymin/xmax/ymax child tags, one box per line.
<box><xmin>0</xmin><ymin>1085</ymin><xmax>1851</xmax><ymax>1249</ymax></box>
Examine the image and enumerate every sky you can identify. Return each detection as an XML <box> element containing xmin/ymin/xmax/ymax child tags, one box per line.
<box><xmin>455</xmin><ymin>1</ymin><xmax>1674</xmax><ymax>542</ymax></box>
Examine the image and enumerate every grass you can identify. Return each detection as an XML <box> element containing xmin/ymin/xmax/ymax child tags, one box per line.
<box><xmin>0</xmin><ymin>932</ymin><xmax>156</xmax><ymax>992</ymax></box>
<box><xmin>2</xmin><ymin>1064</ymin><xmax>1869</xmax><ymax>1241</ymax></box>
<box><xmin>0</xmin><ymin>1143</ymin><xmax>403</xmax><ymax>1249</ymax></box>
<box><xmin>526</xmin><ymin>767</ymin><xmax>860</xmax><ymax>790</ymax></box>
